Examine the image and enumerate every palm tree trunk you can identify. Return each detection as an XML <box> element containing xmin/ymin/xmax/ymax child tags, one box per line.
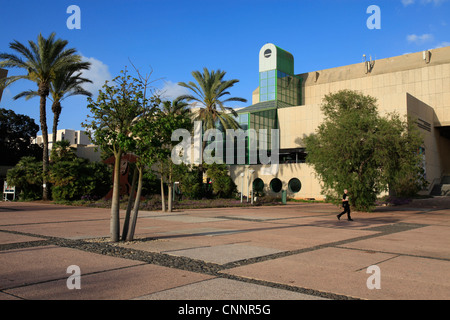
<box><xmin>52</xmin><ymin>101</ymin><xmax>61</xmax><ymax>145</ymax></box>
<box><xmin>39</xmin><ymin>91</ymin><xmax>50</xmax><ymax>201</ymax></box>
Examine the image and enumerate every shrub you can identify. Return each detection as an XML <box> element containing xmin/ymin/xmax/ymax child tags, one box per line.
<box><xmin>205</xmin><ymin>163</ymin><xmax>237</xmax><ymax>198</ymax></box>
<box><xmin>6</xmin><ymin>156</ymin><xmax>42</xmax><ymax>200</ymax></box>
<box><xmin>49</xmin><ymin>158</ymin><xmax>111</xmax><ymax>201</ymax></box>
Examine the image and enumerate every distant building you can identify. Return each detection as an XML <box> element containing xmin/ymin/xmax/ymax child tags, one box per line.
<box><xmin>34</xmin><ymin>129</ymin><xmax>101</xmax><ymax>162</ymax></box>
<box><xmin>227</xmin><ymin>44</ymin><xmax>450</xmax><ymax>199</ymax></box>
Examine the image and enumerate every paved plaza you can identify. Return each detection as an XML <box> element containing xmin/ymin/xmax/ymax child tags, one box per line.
<box><xmin>1</xmin><ymin>198</ymin><xmax>449</xmax><ymax>300</ymax></box>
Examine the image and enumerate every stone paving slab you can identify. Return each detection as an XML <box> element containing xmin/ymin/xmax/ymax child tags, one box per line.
<box><xmin>221</xmin><ymin>247</ymin><xmax>450</xmax><ymax>299</ymax></box>
<box><xmin>206</xmin><ymin>225</ymin><xmax>378</xmax><ymax>251</ymax></box>
<box><xmin>134</xmin><ymin>278</ymin><xmax>327</xmax><ymax>300</ymax></box>
<box><xmin>340</xmin><ymin>225</ymin><xmax>450</xmax><ymax>259</ymax></box>
<box><xmin>167</xmin><ymin>243</ymin><xmax>283</xmax><ymax>265</ymax></box>
<box><xmin>1</xmin><ymin>220</ymin><xmax>110</xmax><ymax>240</ymax></box>
<box><xmin>0</xmin><ymin>231</ymin><xmax>45</xmax><ymax>245</ymax></box>
<box><xmin>117</xmin><ymin>238</ymin><xmax>211</xmax><ymax>253</ymax></box>
<box><xmin>151</xmin><ymin>215</ymin><xmax>228</xmax><ymax>223</ymax></box>
<box><xmin>0</xmin><ymin>245</ymin><xmax>142</xmax><ymax>290</ymax></box>
<box><xmin>4</xmin><ymin>264</ymin><xmax>213</xmax><ymax>300</ymax></box>
<box><xmin>157</xmin><ymin>227</ymin><xmax>243</xmax><ymax>237</ymax></box>
<box><xmin>1</xmin><ymin>200</ymin><xmax>450</xmax><ymax>300</ymax></box>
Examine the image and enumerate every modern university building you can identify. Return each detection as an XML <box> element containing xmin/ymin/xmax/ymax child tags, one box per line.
<box><xmin>228</xmin><ymin>43</ymin><xmax>450</xmax><ymax>200</ymax></box>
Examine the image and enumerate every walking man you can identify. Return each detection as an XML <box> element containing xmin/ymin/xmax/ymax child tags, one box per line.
<box><xmin>337</xmin><ymin>189</ymin><xmax>353</xmax><ymax>221</ymax></box>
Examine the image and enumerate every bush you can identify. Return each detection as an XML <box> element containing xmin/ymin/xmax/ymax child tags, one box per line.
<box><xmin>179</xmin><ymin>170</ymin><xmax>203</xmax><ymax>199</ymax></box>
<box><xmin>49</xmin><ymin>158</ymin><xmax>111</xmax><ymax>201</ymax></box>
<box><xmin>205</xmin><ymin>163</ymin><xmax>237</xmax><ymax>198</ymax></box>
<box><xmin>6</xmin><ymin>156</ymin><xmax>42</xmax><ymax>200</ymax></box>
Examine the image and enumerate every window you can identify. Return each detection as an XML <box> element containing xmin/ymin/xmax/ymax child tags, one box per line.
<box><xmin>270</xmin><ymin>178</ymin><xmax>282</xmax><ymax>193</ymax></box>
<box><xmin>288</xmin><ymin>178</ymin><xmax>302</xmax><ymax>193</ymax></box>
<box><xmin>253</xmin><ymin>178</ymin><xmax>264</xmax><ymax>193</ymax></box>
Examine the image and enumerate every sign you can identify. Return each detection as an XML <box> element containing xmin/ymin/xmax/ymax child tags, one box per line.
<box><xmin>3</xmin><ymin>181</ymin><xmax>15</xmax><ymax>201</ymax></box>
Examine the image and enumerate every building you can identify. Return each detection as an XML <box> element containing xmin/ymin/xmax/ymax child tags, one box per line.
<box><xmin>34</xmin><ymin>129</ymin><xmax>101</xmax><ymax>162</ymax></box>
<box><xmin>228</xmin><ymin>43</ymin><xmax>450</xmax><ymax>200</ymax></box>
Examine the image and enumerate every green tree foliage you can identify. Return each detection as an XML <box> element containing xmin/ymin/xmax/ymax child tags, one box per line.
<box><xmin>132</xmin><ymin>98</ymin><xmax>192</xmax><ymax>213</ymax></box>
<box><xmin>13</xmin><ymin>69</ymin><xmax>93</xmax><ymax>144</ymax></box>
<box><xmin>177</xmin><ymin>68</ymin><xmax>247</xmax><ymax>182</ymax></box>
<box><xmin>82</xmin><ymin>69</ymin><xmax>148</xmax><ymax>242</ymax></box>
<box><xmin>177</xmin><ymin>67</ymin><xmax>247</xmax><ymax>131</ymax></box>
<box><xmin>0</xmin><ymin>108</ymin><xmax>42</xmax><ymax>166</ymax></box>
<box><xmin>49</xmin><ymin>158</ymin><xmax>111</xmax><ymax>201</ymax></box>
<box><xmin>6</xmin><ymin>157</ymin><xmax>42</xmax><ymax>200</ymax></box>
<box><xmin>205</xmin><ymin>163</ymin><xmax>237</xmax><ymax>198</ymax></box>
<box><xmin>0</xmin><ymin>32</ymin><xmax>90</xmax><ymax>200</ymax></box>
<box><xmin>50</xmin><ymin>140</ymin><xmax>77</xmax><ymax>162</ymax></box>
<box><xmin>303</xmin><ymin>90</ymin><xmax>425</xmax><ymax>211</ymax></box>
<box><xmin>179</xmin><ymin>170</ymin><xmax>204</xmax><ymax>200</ymax></box>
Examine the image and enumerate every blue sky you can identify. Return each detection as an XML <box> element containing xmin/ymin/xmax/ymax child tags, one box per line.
<box><xmin>1</xmin><ymin>0</ymin><xmax>449</xmax><ymax>133</ymax></box>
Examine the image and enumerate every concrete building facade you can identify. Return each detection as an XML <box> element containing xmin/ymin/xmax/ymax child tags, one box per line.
<box><xmin>229</xmin><ymin>44</ymin><xmax>450</xmax><ymax>200</ymax></box>
<box><xmin>34</xmin><ymin>129</ymin><xmax>101</xmax><ymax>162</ymax></box>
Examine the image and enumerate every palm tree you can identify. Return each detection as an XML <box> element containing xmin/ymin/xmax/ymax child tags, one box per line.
<box><xmin>177</xmin><ymin>68</ymin><xmax>247</xmax><ymax>177</ymax></box>
<box><xmin>0</xmin><ymin>32</ymin><xmax>90</xmax><ymax>200</ymax></box>
<box><xmin>161</xmin><ymin>98</ymin><xmax>190</xmax><ymax>117</ymax></box>
<box><xmin>177</xmin><ymin>67</ymin><xmax>247</xmax><ymax>132</ymax></box>
<box><xmin>159</xmin><ymin>98</ymin><xmax>192</xmax><ymax>212</ymax></box>
<box><xmin>14</xmin><ymin>69</ymin><xmax>93</xmax><ymax>144</ymax></box>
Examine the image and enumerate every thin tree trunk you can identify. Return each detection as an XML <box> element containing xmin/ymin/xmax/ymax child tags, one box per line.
<box><xmin>168</xmin><ymin>164</ymin><xmax>173</xmax><ymax>212</ymax></box>
<box><xmin>122</xmin><ymin>165</ymin><xmax>137</xmax><ymax>241</ymax></box>
<box><xmin>160</xmin><ymin>163</ymin><xmax>166</xmax><ymax>212</ymax></box>
<box><xmin>110</xmin><ymin>151</ymin><xmax>122</xmax><ymax>242</ymax></box>
<box><xmin>127</xmin><ymin>165</ymin><xmax>143</xmax><ymax>241</ymax></box>
<box><xmin>39</xmin><ymin>93</ymin><xmax>50</xmax><ymax>201</ymax></box>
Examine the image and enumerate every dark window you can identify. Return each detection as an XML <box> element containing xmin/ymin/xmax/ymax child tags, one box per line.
<box><xmin>270</xmin><ymin>178</ymin><xmax>282</xmax><ymax>193</ymax></box>
<box><xmin>288</xmin><ymin>178</ymin><xmax>302</xmax><ymax>193</ymax></box>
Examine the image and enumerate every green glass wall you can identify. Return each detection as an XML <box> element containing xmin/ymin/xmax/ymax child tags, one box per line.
<box><xmin>259</xmin><ymin>70</ymin><xmax>302</xmax><ymax>105</ymax></box>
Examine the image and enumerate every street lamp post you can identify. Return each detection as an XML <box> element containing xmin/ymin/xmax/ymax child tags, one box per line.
<box><xmin>248</xmin><ymin>169</ymin><xmax>255</xmax><ymax>204</ymax></box>
<box><xmin>240</xmin><ymin>172</ymin><xmax>244</xmax><ymax>203</ymax></box>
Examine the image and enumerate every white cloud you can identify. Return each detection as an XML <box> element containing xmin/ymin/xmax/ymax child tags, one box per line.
<box><xmin>421</xmin><ymin>0</ymin><xmax>448</xmax><ymax>5</ymax></box>
<box><xmin>79</xmin><ymin>55</ymin><xmax>112</xmax><ymax>96</ymax></box>
<box><xmin>402</xmin><ymin>0</ymin><xmax>448</xmax><ymax>5</ymax></box>
<box><xmin>407</xmin><ymin>33</ymin><xmax>434</xmax><ymax>44</ymax></box>
<box><xmin>157</xmin><ymin>81</ymin><xmax>190</xmax><ymax>101</ymax></box>
<box><xmin>434</xmin><ymin>41</ymin><xmax>450</xmax><ymax>48</ymax></box>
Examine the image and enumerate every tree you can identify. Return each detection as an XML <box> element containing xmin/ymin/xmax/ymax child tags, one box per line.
<box><xmin>160</xmin><ymin>99</ymin><xmax>192</xmax><ymax>212</ymax></box>
<box><xmin>49</xmin><ymin>157</ymin><xmax>111</xmax><ymax>202</ymax></box>
<box><xmin>50</xmin><ymin>140</ymin><xmax>76</xmax><ymax>162</ymax></box>
<box><xmin>82</xmin><ymin>70</ymin><xmax>147</xmax><ymax>242</ymax></box>
<box><xmin>178</xmin><ymin>68</ymin><xmax>246</xmax><ymax>131</ymax></box>
<box><xmin>177</xmin><ymin>68</ymin><xmax>247</xmax><ymax>179</ymax></box>
<box><xmin>303</xmin><ymin>90</ymin><xmax>425</xmax><ymax>211</ymax></box>
<box><xmin>14</xmin><ymin>69</ymin><xmax>93</xmax><ymax>144</ymax></box>
<box><xmin>6</xmin><ymin>156</ymin><xmax>42</xmax><ymax>200</ymax></box>
<box><xmin>0</xmin><ymin>32</ymin><xmax>90</xmax><ymax>200</ymax></box>
<box><xmin>0</xmin><ymin>108</ymin><xmax>42</xmax><ymax>166</ymax></box>
<box><xmin>205</xmin><ymin>163</ymin><xmax>237</xmax><ymax>198</ymax></box>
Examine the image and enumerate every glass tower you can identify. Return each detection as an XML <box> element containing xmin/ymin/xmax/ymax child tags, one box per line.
<box><xmin>258</xmin><ymin>44</ymin><xmax>302</xmax><ymax>106</ymax></box>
